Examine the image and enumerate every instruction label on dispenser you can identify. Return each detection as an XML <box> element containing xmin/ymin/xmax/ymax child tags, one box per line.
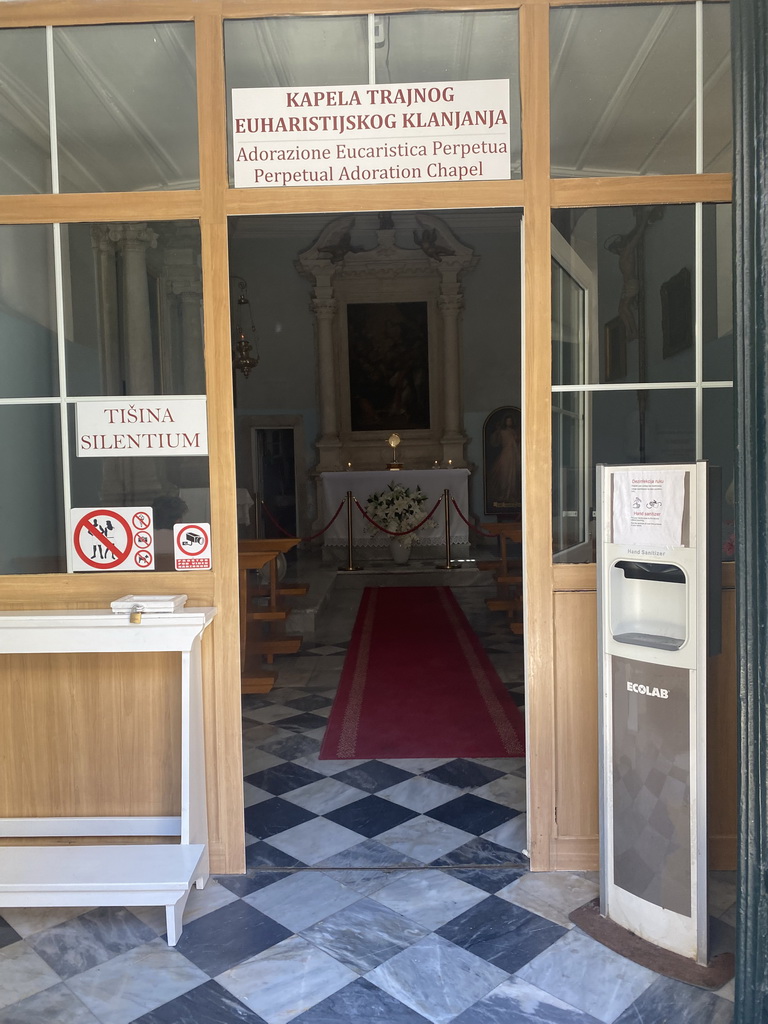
<box><xmin>612</xmin><ymin>470</ymin><xmax>686</xmax><ymax>549</ymax></box>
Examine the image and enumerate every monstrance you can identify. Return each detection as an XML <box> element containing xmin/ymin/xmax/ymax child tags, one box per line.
<box><xmin>386</xmin><ymin>432</ymin><xmax>403</xmax><ymax>470</ymax></box>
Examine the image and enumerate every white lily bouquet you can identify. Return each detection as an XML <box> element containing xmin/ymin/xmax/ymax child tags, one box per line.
<box><xmin>364</xmin><ymin>482</ymin><xmax>431</xmax><ymax>547</ymax></box>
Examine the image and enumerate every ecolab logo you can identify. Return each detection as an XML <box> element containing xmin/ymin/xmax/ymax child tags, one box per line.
<box><xmin>627</xmin><ymin>681</ymin><xmax>669</xmax><ymax>699</ymax></box>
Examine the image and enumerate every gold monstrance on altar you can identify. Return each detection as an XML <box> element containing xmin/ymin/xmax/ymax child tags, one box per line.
<box><xmin>386</xmin><ymin>433</ymin><xmax>403</xmax><ymax>470</ymax></box>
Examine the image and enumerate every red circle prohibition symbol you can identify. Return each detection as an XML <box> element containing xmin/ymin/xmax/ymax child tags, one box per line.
<box><xmin>134</xmin><ymin>531</ymin><xmax>152</xmax><ymax>548</ymax></box>
<box><xmin>74</xmin><ymin>509</ymin><xmax>132</xmax><ymax>570</ymax></box>
<box><xmin>132</xmin><ymin>511</ymin><xmax>151</xmax><ymax>530</ymax></box>
<box><xmin>175</xmin><ymin>524</ymin><xmax>210</xmax><ymax>557</ymax></box>
<box><xmin>134</xmin><ymin>550</ymin><xmax>154</xmax><ymax>568</ymax></box>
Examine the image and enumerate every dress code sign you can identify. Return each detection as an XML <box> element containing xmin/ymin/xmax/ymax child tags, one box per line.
<box><xmin>232</xmin><ymin>80</ymin><xmax>511</xmax><ymax>188</ymax></box>
<box><xmin>71</xmin><ymin>507</ymin><xmax>155</xmax><ymax>572</ymax></box>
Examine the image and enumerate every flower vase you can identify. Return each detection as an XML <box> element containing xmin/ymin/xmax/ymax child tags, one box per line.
<box><xmin>389</xmin><ymin>538</ymin><xmax>411</xmax><ymax>565</ymax></box>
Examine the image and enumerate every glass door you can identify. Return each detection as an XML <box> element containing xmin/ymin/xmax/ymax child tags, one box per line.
<box><xmin>551</xmin><ymin>226</ymin><xmax>594</xmax><ymax>562</ymax></box>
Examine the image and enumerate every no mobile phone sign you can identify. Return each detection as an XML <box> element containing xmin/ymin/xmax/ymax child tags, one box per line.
<box><xmin>173</xmin><ymin>523</ymin><xmax>212</xmax><ymax>571</ymax></box>
<box><xmin>71</xmin><ymin>507</ymin><xmax>155</xmax><ymax>572</ymax></box>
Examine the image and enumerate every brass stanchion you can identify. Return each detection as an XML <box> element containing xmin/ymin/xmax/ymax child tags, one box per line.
<box><xmin>339</xmin><ymin>491</ymin><xmax>361</xmax><ymax>572</ymax></box>
<box><xmin>439</xmin><ymin>489</ymin><xmax>454</xmax><ymax>570</ymax></box>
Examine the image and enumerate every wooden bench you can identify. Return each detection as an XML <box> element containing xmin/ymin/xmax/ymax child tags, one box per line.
<box><xmin>238</xmin><ymin>539</ymin><xmax>304</xmax><ymax>693</ymax></box>
<box><xmin>479</xmin><ymin>522</ymin><xmax>524</xmax><ymax>635</ymax></box>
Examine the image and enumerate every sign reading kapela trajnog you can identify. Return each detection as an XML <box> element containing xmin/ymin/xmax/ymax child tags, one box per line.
<box><xmin>76</xmin><ymin>398</ymin><xmax>208</xmax><ymax>457</ymax></box>
<box><xmin>233</xmin><ymin>80</ymin><xmax>511</xmax><ymax>189</ymax></box>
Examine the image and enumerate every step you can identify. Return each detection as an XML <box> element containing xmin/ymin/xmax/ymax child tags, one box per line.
<box><xmin>0</xmin><ymin>844</ymin><xmax>205</xmax><ymax>904</ymax></box>
<box><xmin>476</xmin><ymin>560</ymin><xmax>501</xmax><ymax>572</ymax></box>
<box><xmin>253</xmin><ymin>582</ymin><xmax>310</xmax><ymax>598</ymax></box>
<box><xmin>486</xmin><ymin>597</ymin><xmax>520</xmax><ymax>612</ymax></box>
<box><xmin>241</xmin><ymin>666</ymin><xmax>279</xmax><ymax>693</ymax></box>
<box><xmin>253</xmin><ymin>636</ymin><xmax>303</xmax><ymax>656</ymax></box>
<box><xmin>247</xmin><ymin>608</ymin><xmax>290</xmax><ymax>623</ymax></box>
<box><xmin>495</xmin><ymin>574</ymin><xmax>523</xmax><ymax>586</ymax></box>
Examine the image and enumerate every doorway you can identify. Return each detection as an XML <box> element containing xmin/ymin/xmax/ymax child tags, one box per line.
<box><xmin>229</xmin><ymin>205</ymin><xmax>527</xmax><ymax>825</ymax></box>
<box><xmin>252</xmin><ymin>426</ymin><xmax>298</xmax><ymax>540</ymax></box>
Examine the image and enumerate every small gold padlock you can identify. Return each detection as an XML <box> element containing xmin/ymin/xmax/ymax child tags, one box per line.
<box><xmin>129</xmin><ymin>605</ymin><xmax>143</xmax><ymax>624</ymax></box>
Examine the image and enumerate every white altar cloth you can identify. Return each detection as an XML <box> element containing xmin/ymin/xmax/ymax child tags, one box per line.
<box><xmin>320</xmin><ymin>469</ymin><xmax>470</xmax><ymax>546</ymax></box>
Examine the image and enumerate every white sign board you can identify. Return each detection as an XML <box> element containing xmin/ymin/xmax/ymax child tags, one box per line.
<box><xmin>232</xmin><ymin>80</ymin><xmax>511</xmax><ymax>188</ymax></box>
<box><xmin>76</xmin><ymin>398</ymin><xmax>208</xmax><ymax>458</ymax></box>
<box><xmin>174</xmin><ymin>523</ymin><xmax>212</xmax><ymax>571</ymax></box>
<box><xmin>612</xmin><ymin>470</ymin><xmax>686</xmax><ymax>549</ymax></box>
<box><xmin>71</xmin><ymin>506</ymin><xmax>155</xmax><ymax>572</ymax></box>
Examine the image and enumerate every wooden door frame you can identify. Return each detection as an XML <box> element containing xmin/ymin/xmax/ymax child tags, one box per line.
<box><xmin>0</xmin><ymin>0</ymin><xmax>732</xmax><ymax>876</ymax></box>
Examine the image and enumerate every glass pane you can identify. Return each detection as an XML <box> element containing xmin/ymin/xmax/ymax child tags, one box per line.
<box><xmin>0</xmin><ymin>405</ymin><xmax>65</xmax><ymax>574</ymax></box>
<box><xmin>68</xmin><ymin>408</ymin><xmax>210</xmax><ymax>572</ymax></box>
<box><xmin>551</xmin><ymin>5</ymin><xmax>696</xmax><ymax>177</ymax></box>
<box><xmin>225</xmin><ymin>16</ymin><xmax>368</xmax><ymax>182</ymax></box>
<box><xmin>702</xmin><ymin>387</ymin><xmax>735</xmax><ymax>561</ymax></box>
<box><xmin>0</xmin><ymin>224</ymin><xmax>58</xmax><ymax>398</ymax></box>
<box><xmin>553</xmin><ymin>206</ymin><xmax>696</xmax><ymax>384</ymax></box>
<box><xmin>553</xmin><ymin>388</ymin><xmax>696</xmax><ymax>563</ymax></box>
<box><xmin>552</xmin><ymin>391</ymin><xmax>589</xmax><ymax>557</ymax></box>
<box><xmin>54</xmin><ymin>24</ymin><xmax>199</xmax><ymax>193</ymax></box>
<box><xmin>703</xmin><ymin>203</ymin><xmax>734</xmax><ymax>381</ymax></box>
<box><xmin>552</xmin><ymin>259</ymin><xmax>586</xmax><ymax>386</ymax></box>
<box><xmin>703</xmin><ymin>2</ymin><xmax>732</xmax><ymax>173</ymax></box>
<box><xmin>0</xmin><ymin>28</ymin><xmax>51</xmax><ymax>194</ymax></box>
<box><xmin>64</xmin><ymin>220</ymin><xmax>204</xmax><ymax>397</ymax></box>
<box><xmin>374</xmin><ymin>11</ymin><xmax>521</xmax><ymax>176</ymax></box>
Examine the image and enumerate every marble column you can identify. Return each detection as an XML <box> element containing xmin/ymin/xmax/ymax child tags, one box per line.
<box><xmin>101</xmin><ymin>223</ymin><xmax>164</xmax><ymax>505</ymax></box>
<box><xmin>313</xmin><ymin>296</ymin><xmax>342</xmax><ymax>471</ymax></box>
<box><xmin>164</xmin><ymin>227</ymin><xmax>205</xmax><ymax>394</ymax></box>
<box><xmin>438</xmin><ymin>292</ymin><xmax>467</xmax><ymax>465</ymax></box>
<box><xmin>90</xmin><ymin>226</ymin><xmax>121</xmax><ymax>394</ymax></box>
<box><xmin>111</xmin><ymin>223</ymin><xmax>158</xmax><ymax>396</ymax></box>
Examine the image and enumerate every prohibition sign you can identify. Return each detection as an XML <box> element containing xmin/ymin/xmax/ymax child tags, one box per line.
<box><xmin>132</xmin><ymin>511</ymin><xmax>151</xmax><ymax>530</ymax></box>
<box><xmin>74</xmin><ymin>509</ymin><xmax>132</xmax><ymax>570</ymax></box>
<box><xmin>175</xmin><ymin>524</ymin><xmax>210</xmax><ymax>557</ymax></box>
<box><xmin>135</xmin><ymin>549</ymin><xmax>154</xmax><ymax>568</ymax></box>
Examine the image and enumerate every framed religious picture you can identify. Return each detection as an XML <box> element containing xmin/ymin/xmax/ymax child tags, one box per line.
<box><xmin>346</xmin><ymin>301</ymin><xmax>431</xmax><ymax>432</ymax></box>
<box><xmin>483</xmin><ymin>406</ymin><xmax>522</xmax><ymax>517</ymax></box>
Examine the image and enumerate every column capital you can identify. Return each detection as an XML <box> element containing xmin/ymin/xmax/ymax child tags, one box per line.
<box><xmin>312</xmin><ymin>297</ymin><xmax>337</xmax><ymax>320</ymax></box>
<box><xmin>438</xmin><ymin>294</ymin><xmax>463</xmax><ymax>315</ymax></box>
<box><xmin>108</xmin><ymin>223</ymin><xmax>158</xmax><ymax>251</ymax></box>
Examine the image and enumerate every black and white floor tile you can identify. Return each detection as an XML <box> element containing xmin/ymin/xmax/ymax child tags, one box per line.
<box><xmin>0</xmin><ymin>573</ymin><xmax>735</xmax><ymax>1023</ymax></box>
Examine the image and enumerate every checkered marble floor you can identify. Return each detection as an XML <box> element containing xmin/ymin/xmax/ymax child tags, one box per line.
<box><xmin>0</xmin><ymin>578</ymin><xmax>736</xmax><ymax>1023</ymax></box>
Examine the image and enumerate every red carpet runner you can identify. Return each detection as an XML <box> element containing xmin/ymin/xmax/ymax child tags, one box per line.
<box><xmin>320</xmin><ymin>587</ymin><xmax>525</xmax><ymax>759</ymax></box>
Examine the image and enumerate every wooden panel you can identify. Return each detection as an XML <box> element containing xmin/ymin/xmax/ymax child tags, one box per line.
<box><xmin>0</xmin><ymin>1</ymin><xmax>206</xmax><ymax>27</ymax></box>
<box><xmin>552</xmin><ymin>174</ymin><xmax>732</xmax><ymax>208</ymax></box>
<box><xmin>0</xmin><ymin>573</ymin><xmax>213</xmax><ymax>609</ymax></box>
<box><xmin>0</xmin><ymin>652</ymin><xmax>180</xmax><ymax>818</ymax></box>
<box><xmin>222</xmin><ymin>0</ymin><xmax>705</xmax><ymax>15</ymax></box>
<box><xmin>226</xmin><ymin>181</ymin><xmax>526</xmax><ymax>216</ymax></box>
<box><xmin>553</xmin><ymin>591</ymin><xmax>600</xmax><ymax>844</ymax></box>
<box><xmin>0</xmin><ymin>192</ymin><xmax>202</xmax><ymax>225</ymax></box>
<box><xmin>708</xmin><ymin>589</ymin><xmax>738</xmax><ymax>869</ymax></box>
<box><xmin>520</xmin><ymin>1</ymin><xmax>556</xmax><ymax>871</ymax></box>
<box><xmin>196</xmin><ymin>10</ymin><xmax>245</xmax><ymax>874</ymax></box>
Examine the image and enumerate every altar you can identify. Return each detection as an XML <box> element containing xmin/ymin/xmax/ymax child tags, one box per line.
<box><xmin>319</xmin><ymin>469</ymin><xmax>470</xmax><ymax>556</ymax></box>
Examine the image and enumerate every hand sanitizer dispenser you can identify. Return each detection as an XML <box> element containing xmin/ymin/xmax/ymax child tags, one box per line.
<box><xmin>597</xmin><ymin>463</ymin><xmax>718</xmax><ymax>966</ymax></box>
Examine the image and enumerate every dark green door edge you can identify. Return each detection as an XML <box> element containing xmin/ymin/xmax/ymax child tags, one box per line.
<box><xmin>733</xmin><ymin>1</ymin><xmax>768</xmax><ymax>1021</ymax></box>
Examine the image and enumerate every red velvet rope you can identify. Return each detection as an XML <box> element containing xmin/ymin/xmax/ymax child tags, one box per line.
<box><xmin>260</xmin><ymin>498</ymin><xmax>346</xmax><ymax>543</ymax></box>
<box><xmin>354</xmin><ymin>496</ymin><xmax>443</xmax><ymax>537</ymax></box>
<box><xmin>449</xmin><ymin>496</ymin><xmax>499</xmax><ymax>538</ymax></box>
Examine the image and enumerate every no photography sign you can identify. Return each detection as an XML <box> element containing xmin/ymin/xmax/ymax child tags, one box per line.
<box><xmin>173</xmin><ymin>523</ymin><xmax>212</xmax><ymax>571</ymax></box>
